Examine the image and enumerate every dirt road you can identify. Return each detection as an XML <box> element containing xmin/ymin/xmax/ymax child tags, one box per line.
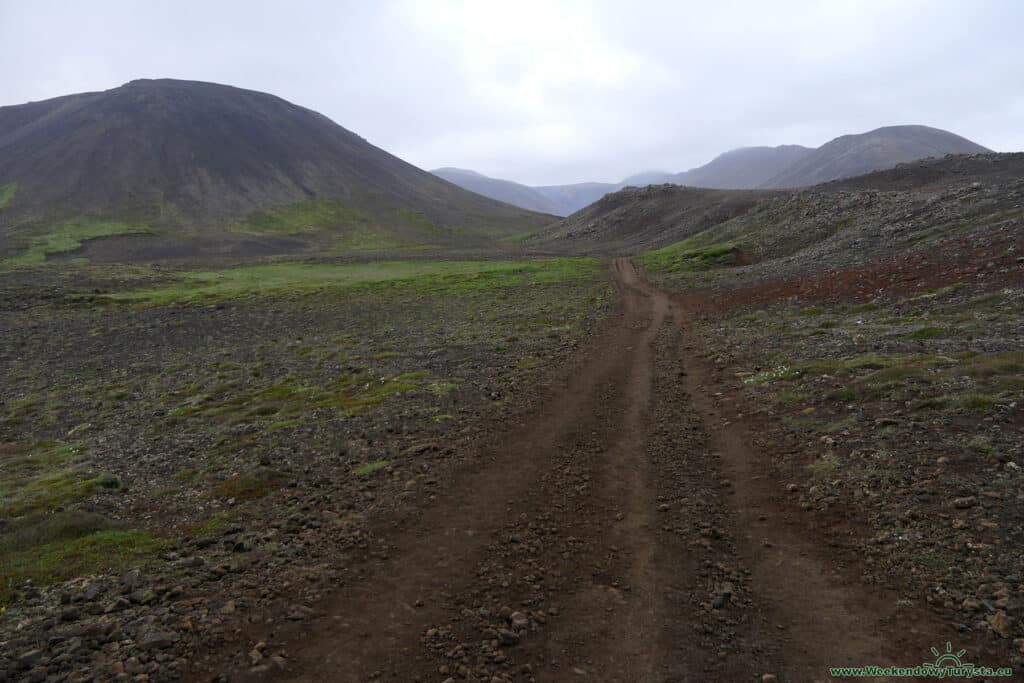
<box><xmin>207</xmin><ymin>258</ymin><xmax>964</xmax><ymax>682</ymax></box>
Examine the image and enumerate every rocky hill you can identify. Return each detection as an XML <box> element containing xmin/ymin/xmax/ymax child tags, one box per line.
<box><xmin>0</xmin><ymin>79</ymin><xmax>552</xmax><ymax>261</ymax></box>
<box><xmin>760</xmin><ymin>125</ymin><xmax>990</xmax><ymax>188</ymax></box>
<box><xmin>537</xmin><ymin>153</ymin><xmax>1024</xmax><ymax>273</ymax></box>
<box><xmin>674</xmin><ymin>145</ymin><xmax>813</xmax><ymax>188</ymax></box>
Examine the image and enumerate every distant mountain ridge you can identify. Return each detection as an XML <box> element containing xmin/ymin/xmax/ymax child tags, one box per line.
<box><xmin>759</xmin><ymin>125</ymin><xmax>989</xmax><ymax>188</ymax></box>
<box><xmin>434</xmin><ymin>125</ymin><xmax>991</xmax><ymax>215</ymax></box>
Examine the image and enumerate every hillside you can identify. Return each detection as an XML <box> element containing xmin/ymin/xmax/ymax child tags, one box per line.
<box><xmin>760</xmin><ymin>125</ymin><xmax>990</xmax><ymax>188</ymax></box>
<box><xmin>431</xmin><ymin>167</ymin><xmax>564</xmax><ymax>215</ymax></box>
<box><xmin>673</xmin><ymin>145</ymin><xmax>813</xmax><ymax>188</ymax></box>
<box><xmin>0</xmin><ymin>79</ymin><xmax>553</xmax><ymax>262</ymax></box>
<box><xmin>538</xmin><ymin>153</ymin><xmax>1024</xmax><ymax>273</ymax></box>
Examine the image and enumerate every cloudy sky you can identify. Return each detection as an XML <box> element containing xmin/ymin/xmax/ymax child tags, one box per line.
<box><xmin>2</xmin><ymin>0</ymin><xmax>1022</xmax><ymax>185</ymax></box>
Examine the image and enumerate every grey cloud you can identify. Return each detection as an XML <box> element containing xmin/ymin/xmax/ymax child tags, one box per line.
<box><xmin>1</xmin><ymin>0</ymin><xmax>1021</xmax><ymax>186</ymax></box>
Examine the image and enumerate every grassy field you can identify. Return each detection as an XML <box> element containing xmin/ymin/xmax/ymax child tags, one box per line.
<box><xmin>101</xmin><ymin>258</ymin><xmax>601</xmax><ymax>306</ymax></box>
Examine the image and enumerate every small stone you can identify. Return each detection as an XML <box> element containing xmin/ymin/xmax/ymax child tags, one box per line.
<box><xmin>762</xmin><ymin>675</ymin><xmax>778</xmax><ymax>683</ymax></box>
<box><xmin>138</xmin><ymin>627</ymin><xmax>176</xmax><ymax>649</ymax></box>
<box><xmin>220</xmin><ymin>600</ymin><xmax>236</xmax><ymax>615</ymax></box>
<box><xmin>987</xmin><ymin>612</ymin><xmax>1014</xmax><ymax>638</ymax></box>
<box><xmin>509</xmin><ymin>611</ymin><xmax>529</xmax><ymax>629</ymax></box>
<box><xmin>952</xmin><ymin>496</ymin><xmax>977</xmax><ymax>509</ymax></box>
<box><xmin>18</xmin><ymin>649</ymin><xmax>42</xmax><ymax>668</ymax></box>
<box><xmin>497</xmin><ymin>629</ymin><xmax>519</xmax><ymax>646</ymax></box>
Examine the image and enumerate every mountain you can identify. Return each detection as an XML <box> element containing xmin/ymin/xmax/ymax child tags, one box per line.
<box><xmin>673</xmin><ymin>145</ymin><xmax>813</xmax><ymax>189</ymax></box>
<box><xmin>760</xmin><ymin>125</ymin><xmax>990</xmax><ymax>188</ymax></box>
<box><xmin>434</xmin><ymin>126</ymin><xmax>989</xmax><ymax>216</ymax></box>
<box><xmin>0</xmin><ymin>79</ymin><xmax>553</xmax><ymax>261</ymax></box>
<box><xmin>531</xmin><ymin>182</ymin><xmax>620</xmax><ymax>216</ymax></box>
<box><xmin>534</xmin><ymin>152</ymin><xmax>1023</xmax><ymax>256</ymax></box>
<box><xmin>431</xmin><ymin>167</ymin><xmax>564</xmax><ymax>215</ymax></box>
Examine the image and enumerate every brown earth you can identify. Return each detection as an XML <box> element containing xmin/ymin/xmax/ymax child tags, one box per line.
<box><xmin>187</xmin><ymin>259</ymin><xmax>996</xmax><ymax>682</ymax></box>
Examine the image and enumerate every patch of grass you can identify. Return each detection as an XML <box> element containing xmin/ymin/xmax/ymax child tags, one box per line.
<box><xmin>955</xmin><ymin>393</ymin><xmax>997</xmax><ymax>413</ymax></box>
<box><xmin>0</xmin><ymin>442</ymin><xmax>115</xmax><ymax>517</ymax></box>
<box><xmin>807</xmin><ymin>457</ymin><xmax>838</xmax><ymax>477</ymax></box>
<box><xmin>904</xmin><ymin>326</ymin><xmax>946</xmax><ymax>340</ymax></box>
<box><xmin>212</xmin><ymin>473</ymin><xmax>281</xmax><ymax>501</ymax></box>
<box><xmin>1</xmin><ymin>527</ymin><xmax>167</xmax><ymax>606</ymax></box>
<box><xmin>800</xmin><ymin>306</ymin><xmax>826</xmax><ymax>317</ymax></box>
<box><xmin>234</xmin><ymin>198</ymin><xmax>371</xmax><ymax>236</ymax></box>
<box><xmin>105</xmin><ymin>258</ymin><xmax>603</xmax><ymax>306</ymax></box>
<box><xmin>353</xmin><ymin>460</ymin><xmax>388</xmax><ymax>477</ymax></box>
<box><xmin>743</xmin><ymin>365</ymin><xmax>802</xmax><ymax>384</ymax></box>
<box><xmin>639</xmin><ymin>239</ymin><xmax>743</xmax><ymax>273</ymax></box>
<box><xmin>6</xmin><ymin>221</ymin><xmax>151</xmax><ymax>266</ymax></box>
<box><xmin>0</xmin><ymin>182</ymin><xmax>16</xmax><ymax>209</ymax></box>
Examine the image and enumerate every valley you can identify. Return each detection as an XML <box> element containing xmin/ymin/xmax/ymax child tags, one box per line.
<box><xmin>1</xmin><ymin>80</ymin><xmax>1021</xmax><ymax>682</ymax></box>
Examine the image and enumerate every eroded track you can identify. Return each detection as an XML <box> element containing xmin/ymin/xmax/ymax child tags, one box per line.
<box><xmin>211</xmin><ymin>259</ymin><xmax>954</xmax><ymax>682</ymax></box>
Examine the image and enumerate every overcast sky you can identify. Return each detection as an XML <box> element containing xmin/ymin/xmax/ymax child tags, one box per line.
<box><xmin>2</xmin><ymin>0</ymin><xmax>1022</xmax><ymax>185</ymax></box>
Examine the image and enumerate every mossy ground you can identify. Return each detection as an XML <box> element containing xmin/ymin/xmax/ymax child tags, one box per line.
<box><xmin>4</xmin><ymin>221</ymin><xmax>151</xmax><ymax>266</ymax></box>
<box><xmin>0</xmin><ymin>256</ymin><xmax>613</xmax><ymax>603</ymax></box>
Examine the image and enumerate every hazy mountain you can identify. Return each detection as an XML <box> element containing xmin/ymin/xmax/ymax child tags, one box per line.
<box><xmin>431</xmin><ymin>167</ymin><xmax>562</xmax><ymax>215</ymax></box>
<box><xmin>531</xmin><ymin>182</ymin><xmax>620</xmax><ymax>216</ymax></box>
<box><xmin>620</xmin><ymin>171</ymin><xmax>675</xmax><ymax>186</ymax></box>
<box><xmin>760</xmin><ymin>125</ymin><xmax>990</xmax><ymax>188</ymax></box>
<box><xmin>672</xmin><ymin>145</ymin><xmax>813</xmax><ymax>189</ymax></box>
<box><xmin>0</xmin><ymin>79</ymin><xmax>551</xmax><ymax>241</ymax></box>
<box><xmin>432</xmin><ymin>126</ymin><xmax>990</xmax><ymax>217</ymax></box>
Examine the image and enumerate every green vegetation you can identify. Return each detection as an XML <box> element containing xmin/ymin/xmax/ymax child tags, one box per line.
<box><xmin>904</xmin><ymin>326</ymin><xmax>946</xmax><ymax>340</ymax></box>
<box><xmin>639</xmin><ymin>238</ymin><xmax>743</xmax><ymax>272</ymax></box>
<box><xmin>5</xmin><ymin>221</ymin><xmax>150</xmax><ymax>266</ymax></box>
<box><xmin>0</xmin><ymin>442</ymin><xmax>110</xmax><ymax>517</ymax></box>
<box><xmin>105</xmin><ymin>257</ymin><xmax>602</xmax><ymax>306</ymax></box>
<box><xmin>2</xmin><ymin>525</ymin><xmax>166</xmax><ymax>605</ymax></box>
<box><xmin>234</xmin><ymin>198</ymin><xmax>371</xmax><ymax>235</ymax></box>
<box><xmin>353</xmin><ymin>460</ymin><xmax>388</xmax><ymax>477</ymax></box>
<box><xmin>0</xmin><ymin>182</ymin><xmax>16</xmax><ymax>209</ymax></box>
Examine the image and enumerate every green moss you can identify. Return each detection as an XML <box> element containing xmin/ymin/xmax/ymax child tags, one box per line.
<box><xmin>0</xmin><ymin>182</ymin><xmax>16</xmax><ymax>209</ymax></box>
<box><xmin>105</xmin><ymin>258</ymin><xmax>603</xmax><ymax>306</ymax></box>
<box><xmin>904</xmin><ymin>326</ymin><xmax>946</xmax><ymax>340</ymax></box>
<box><xmin>353</xmin><ymin>460</ymin><xmax>388</xmax><ymax>477</ymax></box>
<box><xmin>6</xmin><ymin>221</ymin><xmax>151</xmax><ymax>266</ymax></box>
<box><xmin>234</xmin><ymin>198</ymin><xmax>371</xmax><ymax>235</ymax></box>
<box><xmin>955</xmin><ymin>393</ymin><xmax>997</xmax><ymax>413</ymax></box>
<box><xmin>639</xmin><ymin>239</ymin><xmax>743</xmax><ymax>273</ymax></box>
<box><xmin>1</xmin><ymin>528</ymin><xmax>167</xmax><ymax>606</ymax></box>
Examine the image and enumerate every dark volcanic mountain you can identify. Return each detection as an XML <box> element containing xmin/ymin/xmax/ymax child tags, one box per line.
<box><xmin>674</xmin><ymin>145</ymin><xmax>813</xmax><ymax>188</ymax></box>
<box><xmin>760</xmin><ymin>125</ymin><xmax>990</xmax><ymax>188</ymax></box>
<box><xmin>431</xmin><ymin>167</ymin><xmax>564</xmax><ymax>215</ymax></box>
<box><xmin>0</xmin><ymin>79</ymin><xmax>551</xmax><ymax>235</ymax></box>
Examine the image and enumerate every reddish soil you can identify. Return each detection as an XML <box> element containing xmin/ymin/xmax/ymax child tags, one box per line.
<box><xmin>705</xmin><ymin>226</ymin><xmax>1024</xmax><ymax>312</ymax></box>
<box><xmin>188</xmin><ymin>258</ymin><xmax>998</xmax><ymax>682</ymax></box>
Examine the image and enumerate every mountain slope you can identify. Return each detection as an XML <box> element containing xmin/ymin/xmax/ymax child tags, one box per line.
<box><xmin>431</xmin><ymin>167</ymin><xmax>565</xmax><ymax>215</ymax></box>
<box><xmin>532</xmin><ymin>182</ymin><xmax>620</xmax><ymax>216</ymax></box>
<box><xmin>0</xmin><ymin>79</ymin><xmax>553</xmax><ymax>261</ymax></box>
<box><xmin>760</xmin><ymin>125</ymin><xmax>990</xmax><ymax>188</ymax></box>
<box><xmin>673</xmin><ymin>145</ymin><xmax>813</xmax><ymax>189</ymax></box>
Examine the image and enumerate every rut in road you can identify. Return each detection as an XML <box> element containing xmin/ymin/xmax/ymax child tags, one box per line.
<box><xmin>218</xmin><ymin>258</ymin><xmax>949</xmax><ymax>683</ymax></box>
